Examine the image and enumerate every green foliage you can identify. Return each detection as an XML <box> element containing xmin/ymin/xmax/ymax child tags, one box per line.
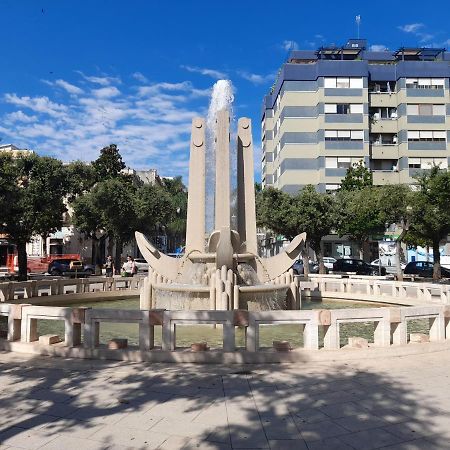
<box><xmin>162</xmin><ymin>177</ymin><xmax>187</xmax><ymax>237</ymax></box>
<box><xmin>290</xmin><ymin>185</ymin><xmax>336</xmax><ymax>251</ymax></box>
<box><xmin>92</xmin><ymin>144</ymin><xmax>126</xmax><ymax>181</ymax></box>
<box><xmin>0</xmin><ymin>154</ymin><xmax>68</xmax><ymax>279</ymax></box>
<box><xmin>65</xmin><ymin>161</ymin><xmax>96</xmax><ymax>202</ymax></box>
<box><xmin>340</xmin><ymin>160</ymin><xmax>372</xmax><ymax>191</ymax></box>
<box><xmin>377</xmin><ymin>184</ymin><xmax>413</xmax><ymax>227</ymax></box>
<box><xmin>336</xmin><ymin>187</ymin><xmax>385</xmax><ymax>250</ymax></box>
<box><xmin>255</xmin><ymin>187</ymin><xmax>294</xmax><ymax>238</ymax></box>
<box><xmin>407</xmin><ymin>167</ymin><xmax>450</xmax><ymax>278</ymax></box>
<box><xmin>135</xmin><ymin>183</ymin><xmax>174</xmax><ymax>236</ymax></box>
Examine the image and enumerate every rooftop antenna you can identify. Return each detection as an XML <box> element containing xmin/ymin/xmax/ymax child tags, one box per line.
<box><xmin>355</xmin><ymin>15</ymin><xmax>361</xmax><ymax>39</ymax></box>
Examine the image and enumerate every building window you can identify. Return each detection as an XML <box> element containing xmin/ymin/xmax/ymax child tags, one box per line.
<box><xmin>370</xmin><ymin>133</ymin><xmax>398</xmax><ymax>145</ymax></box>
<box><xmin>325</xmin><ymin>184</ymin><xmax>340</xmax><ymax>194</ymax></box>
<box><xmin>407</xmin><ymin>131</ymin><xmax>446</xmax><ymax>141</ymax></box>
<box><xmin>326</xmin><ymin>157</ymin><xmax>363</xmax><ymax>169</ymax></box>
<box><xmin>324</xmin><ymin>77</ymin><xmax>363</xmax><ymax>88</ymax></box>
<box><xmin>408</xmin><ymin>157</ymin><xmax>448</xmax><ymax>169</ymax></box>
<box><xmin>405</xmin><ymin>78</ymin><xmax>445</xmax><ymax>89</ymax></box>
<box><xmin>370</xmin><ymin>107</ymin><xmax>397</xmax><ymax>120</ymax></box>
<box><xmin>407</xmin><ymin>104</ymin><xmax>445</xmax><ymax>116</ymax></box>
<box><xmin>325</xmin><ymin>104</ymin><xmax>363</xmax><ymax>114</ymax></box>
<box><xmin>369</xmin><ymin>81</ymin><xmax>396</xmax><ymax>93</ymax></box>
<box><xmin>325</xmin><ymin>130</ymin><xmax>364</xmax><ymax>141</ymax></box>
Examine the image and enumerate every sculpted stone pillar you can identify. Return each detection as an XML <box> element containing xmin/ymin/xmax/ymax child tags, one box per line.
<box><xmin>185</xmin><ymin>117</ymin><xmax>206</xmax><ymax>254</ymax></box>
<box><xmin>237</xmin><ymin>117</ymin><xmax>257</xmax><ymax>255</ymax></box>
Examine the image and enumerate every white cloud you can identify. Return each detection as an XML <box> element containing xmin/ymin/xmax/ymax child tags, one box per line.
<box><xmin>5</xmin><ymin>110</ymin><xmax>38</xmax><ymax>123</ymax></box>
<box><xmin>370</xmin><ymin>44</ymin><xmax>388</xmax><ymax>51</ymax></box>
<box><xmin>4</xmin><ymin>94</ymin><xmax>67</xmax><ymax>118</ymax></box>
<box><xmin>398</xmin><ymin>23</ymin><xmax>424</xmax><ymax>33</ymax></box>
<box><xmin>0</xmin><ymin>73</ymin><xmax>212</xmax><ymax>181</ymax></box>
<box><xmin>238</xmin><ymin>71</ymin><xmax>275</xmax><ymax>85</ymax></box>
<box><xmin>92</xmin><ymin>86</ymin><xmax>121</xmax><ymax>98</ymax></box>
<box><xmin>181</xmin><ymin>65</ymin><xmax>227</xmax><ymax>80</ymax></box>
<box><xmin>54</xmin><ymin>79</ymin><xmax>84</xmax><ymax>95</ymax></box>
<box><xmin>281</xmin><ymin>40</ymin><xmax>298</xmax><ymax>51</ymax></box>
<box><xmin>132</xmin><ymin>72</ymin><xmax>148</xmax><ymax>83</ymax></box>
<box><xmin>76</xmin><ymin>71</ymin><xmax>121</xmax><ymax>86</ymax></box>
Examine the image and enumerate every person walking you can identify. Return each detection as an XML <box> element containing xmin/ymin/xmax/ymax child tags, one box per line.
<box><xmin>104</xmin><ymin>255</ymin><xmax>114</xmax><ymax>277</ymax></box>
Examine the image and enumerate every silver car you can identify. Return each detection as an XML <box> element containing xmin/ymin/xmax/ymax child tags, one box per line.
<box><xmin>134</xmin><ymin>258</ymin><xmax>149</xmax><ymax>272</ymax></box>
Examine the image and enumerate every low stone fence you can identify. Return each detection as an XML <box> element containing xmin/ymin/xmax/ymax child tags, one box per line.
<box><xmin>1</xmin><ymin>303</ymin><xmax>450</xmax><ymax>362</ymax></box>
<box><xmin>0</xmin><ymin>277</ymin><xmax>142</xmax><ymax>303</ymax></box>
<box><xmin>301</xmin><ymin>276</ymin><xmax>450</xmax><ymax>306</ymax></box>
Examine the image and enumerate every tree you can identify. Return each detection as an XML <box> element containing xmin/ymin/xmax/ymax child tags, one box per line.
<box><xmin>407</xmin><ymin>167</ymin><xmax>450</xmax><ymax>280</ymax></box>
<box><xmin>336</xmin><ymin>187</ymin><xmax>385</xmax><ymax>260</ymax></box>
<box><xmin>162</xmin><ymin>177</ymin><xmax>187</xmax><ymax>251</ymax></box>
<box><xmin>0</xmin><ymin>154</ymin><xmax>68</xmax><ymax>280</ymax></box>
<box><xmin>377</xmin><ymin>184</ymin><xmax>413</xmax><ymax>280</ymax></box>
<box><xmin>73</xmin><ymin>178</ymin><xmax>138</xmax><ymax>271</ymax></box>
<box><xmin>290</xmin><ymin>185</ymin><xmax>336</xmax><ymax>273</ymax></box>
<box><xmin>340</xmin><ymin>160</ymin><xmax>372</xmax><ymax>191</ymax></box>
<box><xmin>65</xmin><ymin>161</ymin><xmax>96</xmax><ymax>202</ymax></box>
<box><xmin>92</xmin><ymin>144</ymin><xmax>126</xmax><ymax>181</ymax></box>
<box><xmin>256</xmin><ymin>187</ymin><xmax>294</xmax><ymax>237</ymax></box>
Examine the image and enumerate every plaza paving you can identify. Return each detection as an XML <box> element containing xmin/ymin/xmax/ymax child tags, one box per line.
<box><xmin>1</xmin><ymin>350</ymin><xmax>450</xmax><ymax>449</ymax></box>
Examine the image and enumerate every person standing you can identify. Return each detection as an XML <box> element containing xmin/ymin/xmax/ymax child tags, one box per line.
<box><xmin>122</xmin><ymin>256</ymin><xmax>137</xmax><ymax>277</ymax></box>
<box><xmin>104</xmin><ymin>255</ymin><xmax>114</xmax><ymax>277</ymax></box>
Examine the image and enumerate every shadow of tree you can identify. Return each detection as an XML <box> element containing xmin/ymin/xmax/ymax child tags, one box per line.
<box><xmin>0</xmin><ymin>347</ymin><xmax>449</xmax><ymax>449</ymax></box>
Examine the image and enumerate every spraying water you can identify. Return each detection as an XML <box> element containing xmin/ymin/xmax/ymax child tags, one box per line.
<box><xmin>205</xmin><ymin>80</ymin><xmax>235</xmax><ymax>232</ymax></box>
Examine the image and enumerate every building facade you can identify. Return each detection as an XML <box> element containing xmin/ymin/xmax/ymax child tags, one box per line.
<box><xmin>261</xmin><ymin>39</ymin><xmax>450</xmax><ymax>193</ymax></box>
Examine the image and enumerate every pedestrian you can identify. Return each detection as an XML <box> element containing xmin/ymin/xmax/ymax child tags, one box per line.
<box><xmin>122</xmin><ymin>256</ymin><xmax>137</xmax><ymax>277</ymax></box>
<box><xmin>104</xmin><ymin>255</ymin><xmax>114</xmax><ymax>278</ymax></box>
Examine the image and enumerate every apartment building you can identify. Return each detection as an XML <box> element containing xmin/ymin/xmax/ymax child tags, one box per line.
<box><xmin>261</xmin><ymin>39</ymin><xmax>450</xmax><ymax>193</ymax></box>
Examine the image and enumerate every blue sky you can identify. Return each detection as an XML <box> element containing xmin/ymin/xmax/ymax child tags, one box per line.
<box><xmin>0</xmin><ymin>0</ymin><xmax>449</xmax><ymax>182</ymax></box>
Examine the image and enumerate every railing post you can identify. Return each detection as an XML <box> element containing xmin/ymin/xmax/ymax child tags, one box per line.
<box><xmin>246</xmin><ymin>313</ymin><xmax>257</xmax><ymax>352</ymax></box>
<box><xmin>389</xmin><ymin>308</ymin><xmax>406</xmax><ymax>345</ymax></box>
<box><xmin>323</xmin><ymin>311</ymin><xmax>339</xmax><ymax>349</ymax></box>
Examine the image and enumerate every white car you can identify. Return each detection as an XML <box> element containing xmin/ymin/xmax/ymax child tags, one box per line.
<box><xmin>322</xmin><ymin>257</ymin><xmax>337</xmax><ymax>270</ymax></box>
<box><xmin>134</xmin><ymin>258</ymin><xmax>149</xmax><ymax>272</ymax></box>
<box><xmin>371</xmin><ymin>259</ymin><xmax>406</xmax><ymax>270</ymax></box>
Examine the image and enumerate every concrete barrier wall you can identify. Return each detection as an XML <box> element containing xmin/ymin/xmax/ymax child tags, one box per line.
<box><xmin>0</xmin><ymin>277</ymin><xmax>142</xmax><ymax>303</ymax></box>
<box><xmin>1</xmin><ymin>303</ymin><xmax>450</xmax><ymax>355</ymax></box>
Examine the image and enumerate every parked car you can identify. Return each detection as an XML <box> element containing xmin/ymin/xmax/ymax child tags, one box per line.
<box><xmin>404</xmin><ymin>261</ymin><xmax>450</xmax><ymax>278</ymax></box>
<box><xmin>292</xmin><ymin>260</ymin><xmax>329</xmax><ymax>275</ymax></box>
<box><xmin>134</xmin><ymin>258</ymin><xmax>149</xmax><ymax>272</ymax></box>
<box><xmin>47</xmin><ymin>259</ymin><xmax>91</xmax><ymax>277</ymax></box>
<box><xmin>371</xmin><ymin>259</ymin><xmax>406</xmax><ymax>272</ymax></box>
<box><xmin>333</xmin><ymin>258</ymin><xmax>386</xmax><ymax>276</ymax></box>
<box><xmin>322</xmin><ymin>257</ymin><xmax>337</xmax><ymax>270</ymax></box>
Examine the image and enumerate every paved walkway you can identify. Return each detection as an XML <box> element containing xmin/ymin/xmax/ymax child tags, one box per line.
<box><xmin>1</xmin><ymin>350</ymin><xmax>450</xmax><ymax>449</ymax></box>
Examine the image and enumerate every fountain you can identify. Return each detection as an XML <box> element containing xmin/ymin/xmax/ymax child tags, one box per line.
<box><xmin>136</xmin><ymin>80</ymin><xmax>306</xmax><ymax>311</ymax></box>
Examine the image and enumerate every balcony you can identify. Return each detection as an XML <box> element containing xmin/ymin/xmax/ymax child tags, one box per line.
<box><xmin>368</xmin><ymin>92</ymin><xmax>398</xmax><ymax>107</ymax></box>
<box><xmin>372</xmin><ymin>170</ymin><xmax>401</xmax><ymax>185</ymax></box>
<box><xmin>370</xmin><ymin>119</ymin><xmax>398</xmax><ymax>134</ymax></box>
<box><xmin>370</xmin><ymin>144</ymin><xmax>399</xmax><ymax>159</ymax></box>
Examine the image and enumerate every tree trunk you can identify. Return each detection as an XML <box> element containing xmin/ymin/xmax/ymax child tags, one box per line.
<box><xmin>314</xmin><ymin>243</ymin><xmax>326</xmax><ymax>274</ymax></box>
<box><xmin>432</xmin><ymin>239</ymin><xmax>441</xmax><ymax>281</ymax></box>
<box><xmin>91</xmin><ymin>237</ymin><xmax>98</xmax><ymax>266</ymax></box>
<box><xmin>115</xmin><ymin>240</ymin><xmax>123</xmax><ymax>275</ymax></box>
<box><xmin>107</xmin><ymin>236</ymin><xmax>114</xmax><ymax>258</ymax></box>
<box><xmin>17</xmin><ymin>241</ymin><xmax>28</xmax><ymax>281</ymax></box>
<box><xmin>395</xmin><ymin>229</ymin><xmax>407</xmax><ymax>281</ymax></box>
<box><xmin>359</xmin><ymin>243</ymin><xmax>364</xmax><ymax>260</ymax></box>
<box><xmin>42</xmin><ymin>234</ymin><xmax>48</xmax><ymax>258</ymax></box>
<box><xmin>302</xmin><ymin>243</ymin><xmax>310</xmax><ymax>277</ymax></box>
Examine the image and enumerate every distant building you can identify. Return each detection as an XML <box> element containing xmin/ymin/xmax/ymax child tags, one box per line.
<box><xmin>0</xmin><ymin>144</ymin><xmax>34</xmax><ymax>157</ymax></box>
<box><xmin>261</xmin><ymin>39</ymin><xmax>450</xmax><ymax>193</ymax></box>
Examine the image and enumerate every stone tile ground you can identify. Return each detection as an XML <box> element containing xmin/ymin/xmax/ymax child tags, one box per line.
<box><xmin>1</xmin><ymin>350</ymin><xmax>450</xmax><ymax>449</ymax></box>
